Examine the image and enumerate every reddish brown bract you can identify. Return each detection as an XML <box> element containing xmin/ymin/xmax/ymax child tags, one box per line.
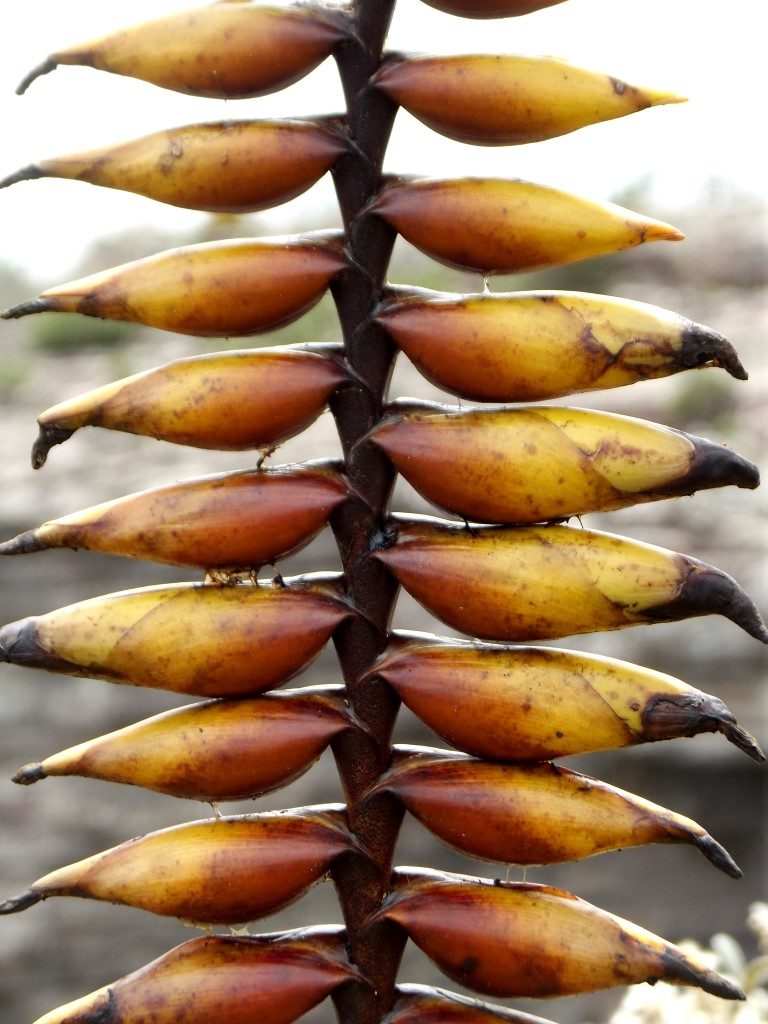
<box><xmin>1</xmin><ymin>462</ymin><xmax>351</xmax><ymax>570</ymax></box>
<box><xmin>34</xmin><ymin>929</ymin><xmax>361</xmax><ymax>1024</ymax></box>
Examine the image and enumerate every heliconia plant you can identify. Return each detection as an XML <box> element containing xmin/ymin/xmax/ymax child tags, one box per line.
<box><xmin>0</xmin><ymin>2</ymin><xmax>764</xmax><ymax>1023</ymax></box>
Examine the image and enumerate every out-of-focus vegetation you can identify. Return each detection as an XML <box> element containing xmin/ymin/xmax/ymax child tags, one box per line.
<box><xmin>671</xmin><ymin>372</ymin><xmax>741</xmax><ymax>435</ymax></box>
<box><xmin>31</xmin><ymin>313</ymin><xmax>137</xmax><ymax>354</ymax></box>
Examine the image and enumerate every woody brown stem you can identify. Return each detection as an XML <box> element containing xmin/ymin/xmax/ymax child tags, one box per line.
<box><xmin>327</xmin><ymin>2</ymin><xmax>404</xmax><ymax>1022</ymax></box>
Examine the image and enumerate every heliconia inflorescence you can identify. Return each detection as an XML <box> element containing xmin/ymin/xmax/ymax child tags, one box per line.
<box><xmin>0</xmin><ymin>1</ymin><xmax>763</xmax><ymax>1023</ymax></box>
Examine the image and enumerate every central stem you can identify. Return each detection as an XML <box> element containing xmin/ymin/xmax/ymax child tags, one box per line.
<box><xmin>327</xmin><ymin>2</ymin><xmax>405</xmax><ymax>1022</ymax></box>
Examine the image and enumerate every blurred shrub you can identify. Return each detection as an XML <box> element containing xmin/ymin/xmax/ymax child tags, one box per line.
<box><xmin>31</xmin><ymin>312</ymin><xmax>137</xmax><ymax>354</ymax></box>
<box><xmin>670</xmin><ymin>373</ymin><xmax>740</xmax><ymax>434</ymax></box>
<box><xmin>0</xmin><ymin>357</ymin><xmax>29</xmax><ymax>396</ymax></box>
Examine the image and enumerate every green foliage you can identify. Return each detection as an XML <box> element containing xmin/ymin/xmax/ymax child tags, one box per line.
<box><xmin>0</xmin><ymin>356</ymin><xmax>28</xmax><ymax>395</ymax></box>
<box><xmin>30</xmin><ymin>312</ymin><xmax>137</xmax><ymax>354</ymax></box>
<box><xmin>671</xmin><ymin>373</ymin><xmax>740</xmax><ymax>434</ymax></box>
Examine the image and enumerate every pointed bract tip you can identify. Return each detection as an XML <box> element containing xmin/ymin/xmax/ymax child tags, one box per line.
<box><xmin>684</xmin><ymin>437</ymin><xmax>760</xmax><ymax>493</ymax></box>
<box><xmin>694</xmin><ymin>834</ymin><xmax>742</xmax><ymax>879</ymax></box>
<box><xmin>0</xmin><ymin>164</ymin><xmax>46</xmax><ymax>190</ymax></box>
<box><xmin>660</xmin><ymin>949</ymin><xmax>745</xmax><ymax>1000</ymax></box>
<box><xmin>1</xmin><ymin>297</ymin><xmax>55</xmax><ymax>320</ymax></box>
<box><xmin>16</xmin><ymin>57</ymin><xmax>58</xmax><ymax>96</ymax></box>
<box><xmin>644</xmin><ymin>219</ymin><xmax>685</xmax><ymax>242</ymax></box>
<box><xmin>646</xmin><ymin>88</ymin><xmax>688</xmax><ymax>107</ymax></box>
<box><xmin>718</xmin><ymin>581</ymin><xmax>768</xmax><ymax>644</ymax></box>
<box><xmin>718</xmin><ymin>720</ymin><xmax>765</xmax><ymax>763</ymax></box>
<box><xmin>32</xmin><ymin>988</ymin><xmax>113</xmax><ymax>1024</ymax></box>
<box><xmin>657</xmin><ymin>562</ymin><xmax>768</xmax><ymax>644</ymax></box>
<box><xmin>13</xmin><ymin>763</ymin><xmax>47</xmax><ymax>786</ymax></box>
<box><xmin>0</xmin><ymin>888</ymin><xmax>41</xmax><ymax>915</ymax></box>
<box><xmin>32</xmin><ymin>425</ymin><xmax>75</xmax><ymax>469</ymax></box>
<box><xmin>644</xmin><ymin>691</ymin><xmax>765</xmax><ymax>762</ymax></box>
<box><xmin>681</xmin><ymin>323</ymin><xmax>748</xmax><ymax>380</ymax></box>
<box><xmin>0</xmin><ymin>530</ymin><xmax>46</xmax><ymax>556</ymax></box>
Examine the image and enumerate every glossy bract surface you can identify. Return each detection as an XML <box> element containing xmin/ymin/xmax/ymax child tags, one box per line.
<box><xmin>374</xmin><ymin>518</ymin><xmax>768</xmax><ymax>643</ymax></box>
<box><xmin>33</xmin><ymin>928</ymin><xmax>360</xmax><ymax>1024</ymax></box>
<box><xmin>375</xmin><ymin>54</ymin><xmax>681</xmax><ymax>146</ymax></box>
<box><xmin>373</xmin><ymin>636</ymin><xmax>762</xmax><ymax>761</ymax></box>
<box><xmin>3</xmin><ymin>119</ymin><xmax>348</xmax><ymax>213</ymax></box>
<box><xmin>5</xmin><ymin>807</ymin><xmax>358</xmax><ymax>925</ymax></box>
<box><xmin>372</xmin><ymin>870</ymin><xmax>743</xmax><ymax>999</ymax></box>
<box><xmin>371</xmin><ymin>747</ymin><xmax>738</xmax><ymax>873</ymax></box>
<box><xmin>376</xmin><ymin>289</ymin><xmax>746</xmax><ymax>401</ymax></box>
<box><xmin>20</xmin><ymin>4</ymin><xmax>350</xmax><ymax>99</ymax></box>
<box><xmin>3</xmin><ymin>233</ymin><xmax>347</xmax><ymax>337</ymax></box>
<box><xmin>0</xmin><ymin>577</ymin><xmax>352</xmax><ymax>695</ymax></box>
<box><xmin>370</xmin><ymin>177</ymin><xmax>682</xmax><ymax>275</ymax></box>
<box><xmin>1</xmin><ymin>462</ymin><xmax>350</xmax><ymax>570</ymax></box>
<box><xmin>32</xmin><ymin>346</ymin><xmax>347</xmax><ymax>465</ymax></box>
<box><xmin>367</xmin><ymin>404</ymin><xmax>756</xmax><ymax>523</ymax></box>
<box><xmin>16</xmin><ymin>687</ymin><xmax>354</xmax><ymax>801</ymax></box>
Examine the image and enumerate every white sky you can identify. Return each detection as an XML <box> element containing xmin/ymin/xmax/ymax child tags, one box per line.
<box><xmin>0</xmin><ymin>0</ymin><xmax>764</xmax><ymax>281</ymax></box>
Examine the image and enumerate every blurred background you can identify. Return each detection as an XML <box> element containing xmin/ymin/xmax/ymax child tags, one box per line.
<box><xmin>0</xmin><ymin>1</ymin><xmax>765</xmax><ymax>1022</ymax></box>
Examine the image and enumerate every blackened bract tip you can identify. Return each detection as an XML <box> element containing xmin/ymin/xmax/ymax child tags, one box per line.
<box><xmin>680</xmin><ymin>322</ymin><xmax>748</xmax><ymax>381</ymax></box>
<box><xmin>0</xmin><ymin>888</ymin><xmax>41</xmax><ymax>915</ymax></box>
<box><xmin>0</xmin><ymin>530</ymin><xmax>45</xmax><ymax>556</ymax></box>
<box><xmin>32</xmin><ymin>425</ymin><xmax>75</xmax><ymax>470</ymax></box>
<box><xmin>1</xmin><ymin>297</ymin><xmax>54</xmax><ymax>320</ymax></box>
<box><xmin>660</xmin><ymin>949</ymin><xmax>745</xmax><ymax>1000</ymax></box>
<box><xmin>728</xmin><ymin>600</ymin><xmax>768</xmax><ymax>644</ymax></box>
<box><xmin>0</xmin><ymin>164</ymin><xmax>45</xmax><ymax>190</ymax></box>
<box><xmin>16</xmin><ymin>57</ymin><xmax>58</xmax><ymax>96</ymax></box>
<box><xmin>725</xmin><ymin>357</ymin><xmax>749</xmax><ymax>381</ymax></box>
<box><xmin>0</xmin><ymin>616</ymin><xmax>45</xmax><ymax>666</ymax></box>
<box><xmin>652</xmin><ymin>691</ymin><xmax>766</xmax><ymax>762</ymax></box>
<box><xmin>694</xmin><ymin>833</ymin><xmax>742</xmax><ymax>879</ymax></box>
<box><xmin>684</xmin><ymin>437</ymin><xmax>760</xmax><ymax>493</ymax></box>
<box><xmin>656</xmin><ymin>562</ymin><xmax>768</xmax><ymax>644</ymax></box>
<box><xmin>12</xmin><ymin>762</ymin><xmax>47</xmax><ymax>785</ymax></box>
<box><xmin>718</xmin><ymin>720</ymin><xmax>765</xmax><ymax>763</ymax></box>
<box><xmin>0</xmin><ymin>621</ymin><xmax>19</xmax><ymax>662</ymax></box>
